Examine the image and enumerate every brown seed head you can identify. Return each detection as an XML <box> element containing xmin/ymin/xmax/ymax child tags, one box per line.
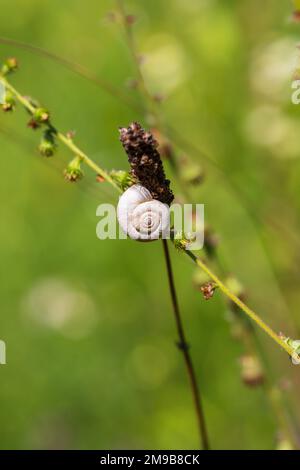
<box><xmin>119</xmin><ymin>122</ymin><xmax>174</xmax><ymax>205</ymax></box>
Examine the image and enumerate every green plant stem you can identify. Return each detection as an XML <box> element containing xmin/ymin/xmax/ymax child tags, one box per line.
<box><xmin>111</xmin><ymin>8</ymin><xmax>211</xmax><ymax>442</ymax></box>
<box><xmin>0</xmin><ymin>77</ymin><xmax>121</xmax><ymax>193</ymax></box>
<box><xmin>2</xmin><ymin>74</ymin><xmax>299</xmax><ymax>362</ymax></box>
<box><xmin>114</xmin><ymin>3</ymin><xmax>300</xmax><ymax>349</ymax></box>
<box><xmin>162</xmin><ymin>239</ymin><xmax>210</xmax><ymax>450</ymax></box>
<box><xmin>184</xmin><ymin>250</ymin><xmax>297</xmax><ymax>359</ymax></box>
<box><xmin>166</xmin><ymin>152</ymin><xmax>298</xmax><ymax>448</ymax></box>
<box><xmin>0</xmin><ymin>37</ymin><xmax>141</xmax><ymax>113</ymax></box>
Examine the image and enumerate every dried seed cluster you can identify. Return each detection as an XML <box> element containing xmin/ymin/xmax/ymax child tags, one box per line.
<box><xmin>119</xmin><ymin>122</ymin><xmax>174</xmax><ymax>205</ymax></box>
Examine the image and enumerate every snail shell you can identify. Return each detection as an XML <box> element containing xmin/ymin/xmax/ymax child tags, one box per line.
<box><xmin>117</xmin><ymin>184</ymin><xmax>170</xmax><ymax>241</ymax></box>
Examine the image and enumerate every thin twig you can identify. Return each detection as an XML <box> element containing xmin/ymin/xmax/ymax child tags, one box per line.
<box><xmin>116</xmin><ymin>0</ymin><xmax>161</xmax><ymax>125</ymax></box>
<box><xmin>0</xmin><ymin>36</ymin><xmax>141</xmax><ymax>113</ymax></box>
<box><xmin>165</xmin><ymin>152</ymin><xmax>298</xmax><ymax>447</ymax></box>
<box><xmin>162</xmin><ymin>239</ymin><xmax>210</xmax><ymax>450</ymax></box>
<box><xmin>2</xmin><ymin>74</ymin><xmax>299</xmax><ymax>361</ymax></box>
<box><xmin>184</xmin><ymin>250</ymin><xmax>297</xmax><ymax>358</ymax></box>
<box><xmin>2</xmin><ymin>35</ymin><xmax>300</xmax><ymax>265</ymax></box>
<box><xmin>1</xmin><ymin>77</ymin><xmax>121</xmax><ymax>193</ymax></box>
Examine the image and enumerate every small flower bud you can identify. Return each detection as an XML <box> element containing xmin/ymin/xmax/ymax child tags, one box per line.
<box><xmin>38</xmin><ymin>130</ymin><xmax>57</xmax><ymax>157</ymax></box>
<box><xmin>66</xmin><ymin>130</ymin><xmax>76</xmax><ymax>140</ymax></box>
<box><xmin>125</xmin><ymin>14</ymin><xmax>136</xmax><ymax>25</ymax></box>
<box><xmin>96</xmin><ymin>174</ymin><xmax>105</xmax><ymax>183</ymax></box>
<box><xmin>109</xmin><ymin>169</ymin><xmax>134</xmax><ymax>191</ymax></box>
<box><xmin>64</xmin><ymin>156</ymin><xmax>83</xmax><ymax>182</ymax></box>
<box><xmin>28</xmin><ymin>108</ymin><xmax>50</xmax><ymax>129</ymax></box>
<box><xmin>200</xmin><ymin>282</ymin><xmax>217</xmax><ymax>300</ymax></box>
<box><xmin>292</xmin><ymin>10</ymin><xmax>300</xmax><ymax>22</ymax></box>
<box><xmin>239</xmin><ymin>355</ymin><xmax>264</xmax><ymax>387</ymax></box>
<box><xmin>173</xmin><ymin>232</ymin><xmax>190</xmax><ymax>251</ymax></box>
<box><xmin>2</xmin><ymin>90</ymin><xmax>16</xmax><ymax>112</ymax></box>
<box><xmin>280</xmin><ymin>335</ymin><xmax>300</xmax><ymax>364</ymax></box>
<box><xmin>33</xmin><ymin>107</ymin><xmax>50</xmax><ymax>124</ymax></box>
<box><xmin>1</xmin><ymin>57</ymin><xmax>18</xmax><ymax>76</ymax></box>
<box><xmin>173</xmin><ymin>231</ymin><xmax>197</xmax><ymax>251</ymax></box>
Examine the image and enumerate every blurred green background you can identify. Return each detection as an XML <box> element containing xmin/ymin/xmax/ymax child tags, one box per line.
<box><xmin>1</xmin><ymin>0</ymin><xmax>300</xmax><ymax>450</ymax></box>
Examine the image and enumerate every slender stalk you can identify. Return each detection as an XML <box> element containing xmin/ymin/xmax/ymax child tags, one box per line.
<box><xmin>162</xmin><ymin>239</ymin><xmax>210</xmax><ymax>450</ymax></box>
<box><xmin>2</xmin><ymin>36</ymin><xmax>299</xmax><ymax>273</ymax></box>
<box><xmin>115</xmin><ymin>2</ymin><xmax>300</xmax><ymax>347</ymax></box>
<box><xmin>2</xmin><ymin>74</ymin><xmax>299</xmax><ymax>361</ymax></box>
<box><xmin>116</xmin><ymin>0</ymin><xmax>161</xmax><ymax>122</ymax></box>
<box><xmin>185</xmin><ymin>250</ymin><xmax>297</xmax><ymax>359</ymax></box>
<box><xmin>0</xmin><ymin>37</ymin><xmax>141</xmax><ymax>113</ymax></box>
<box><xmin>114</xmin><ymin>2</ymin><xmax>296</xmax><ymax>358</ymax></box>
<box><xmin>0</xmin><ymin>77</ymin><xmax>121</xmax><ymax>193</ymax></box>
<box><xmin>166</xmin><ymin>151</ymin><xmax>298</xmax><ymax>448</ymax></box>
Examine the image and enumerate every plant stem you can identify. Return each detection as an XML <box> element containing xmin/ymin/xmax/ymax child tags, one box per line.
<box><xmin>2</xmin><ymin>74</ymin><xmax>299</xmax><ymax>362</ymax></box>
<box><xmin>0</xmin><ymin>37</ymin><xmax>141</xmax><ymax>113</ymax></box>
<box><xmin>0</xmin><ymin>77</ymin><xmax>121</xmax><ymax>193</ymax></box>
<box><xmin>162</xmin><ymin>239</ymin><xmax>210</xmax><ymax>450</ymax></box>
<box><xmin>116</xmin><ymin>0</ymin><xmax>160</xmax><ymax>122</ymax></box>
<box><xmin>184</xmin><ymin>250</ymin><xmax>297</xmax><ymax>359</ymax></box>
<box><xmin>114</xmin><ymin>2</ymin><xmax>297</xmax><ymax>359</ymax></box>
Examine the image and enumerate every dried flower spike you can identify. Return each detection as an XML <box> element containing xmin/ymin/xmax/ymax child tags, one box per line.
<box><xmin>119</xmin><ymin>122</ymin><xmax>174</xmax><ymax>205</ymax></box>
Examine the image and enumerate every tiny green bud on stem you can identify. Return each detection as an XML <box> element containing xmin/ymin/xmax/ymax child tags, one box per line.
<box><xmin>1</xmin><ymin>57</ymin><xmax>18</xmax><ymax>76</ymax></box>
<box><xmin>109</xmin><ymin>169</ymin><xmax>134</xmax><ymax>191</ymax></box>
<box><xmin>28</xmin><ymin>107</ymin><xmax>50</xmax><ymax>129</ymax></box>
<box><xmin>2</xmin><ymin>90</ymin><xmax>16</xmax><ymax>112</ymax></box>
<box><xmin>64</xmin><ymin>156</ymin><xmax>83</xmax><ymax>182</ymax></box>
<box><xmin>173</xmin><ymin>232</ymin><xmax>196</xmax><ymax>251</ymax></box>
<box><xmin>39</xmin><ymin>130</ymin><xmax>57</xmax><ymax>157</ymax></box>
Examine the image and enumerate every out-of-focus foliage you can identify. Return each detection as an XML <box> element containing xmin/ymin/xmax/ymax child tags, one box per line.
<box><xmin>0</xmin><ymin>0</ymin><xmax>300</xmax><ymax>450</ymax></box>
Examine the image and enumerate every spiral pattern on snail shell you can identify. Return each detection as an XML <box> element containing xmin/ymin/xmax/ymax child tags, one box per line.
<box><xmin>117</xmin><ymin>184</ymin><xmax>170</xmax><ymax>241</ymax></box>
